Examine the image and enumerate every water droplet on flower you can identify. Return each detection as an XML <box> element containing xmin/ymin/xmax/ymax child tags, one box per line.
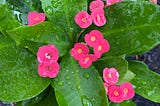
<box><xmin>45</xmin><ymin>6</ymin><xmax>53</xmax><ymax>15</ymax></box>
<box><xmin>58</xmin><ymin>81</ymin><xmax>63</xmax><ymax>86</ymax></box>
<box><xmin>83</xmin><ymin>73</ymin><xmax>90</xmax><ymax>79</ymax></box>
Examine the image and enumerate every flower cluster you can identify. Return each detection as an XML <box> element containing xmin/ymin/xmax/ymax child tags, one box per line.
<box><xmin>28</xmin><ymin>12</ymin><xmax>45</xmax><ymax>26</ymax></box>
<box><xmin>74</xmin><ymin>0</ymin><xmax>106</xmax><ymax>28</ymax></box>
<box><xmin>71</xmin><ymin>30</ymin><xmax>110</xmax><ymax>68</ymax></box>
<box><xmin>37</xmin><ymin>44</ymin><xmax>60</xmax><ymax>78</ymax></box>
<box><xmin>103</xmin><ymin>67</ymin><xmax>135</xmax><ymax>103</ymax></box>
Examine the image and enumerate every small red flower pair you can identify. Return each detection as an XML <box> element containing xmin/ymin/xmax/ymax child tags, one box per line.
<box><xmin>37</xmin><ymin>44</ymin><xmax>60</xmax><ymax>78</ymax></box>
<box><xmin>74</xmin><ymin>0</ymin><xmax>106</xmax><ymax>28</ymax></box>
<box><xmin>85</xmin><ymin>30</ymin><xmax>110</xmax><ymax>58</ymax></box>
<box><xmin>103</xmin><ymin>68</ymin><xmax>135</xmax><ymax>103</ymax></box>
<box><xmin>71</xmin><ymin>43</ymin><xmax>97</xmax><ymax>68</ymax></box>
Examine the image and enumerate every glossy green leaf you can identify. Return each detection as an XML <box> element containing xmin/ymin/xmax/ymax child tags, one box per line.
<box><xmin>0</xmin><ymin>4</ymin><xmax>20</xmax><ymax>35</ymax></box>
<box><xmin>7</xmin><ymin>22</ymin><xmax>70</xmax><ymax>56</ymax></box>
<box><xmin>0</xmin><ymin>45</ymin><xmax>50</xmax><ymax>102</ymax></box>
<box><xmin>40</xmin><ymin>0</ymin><xmax>88</xmax><ymax>42</ymax></box>
<box><xmin>0</xmin><ymin>33</ymin><xmax>15</xmax><ymax>49</ymax></box>
<box><xmin>93</xmin><ymin>56</ymin><xmax>135</xmax><ymax>84</ymax></box>
<box><xmin>16</xmin><ymin>86</ymin><xmax>58</xmax><ymax>106</ymax></box>
<box><xmin>86</xmin><ymin>1</ymin><xmax>160</xmax><ymax>56</ymax></box>
<box><xmin>128</xmin><ymin>60</ymin><xmax>160</xmax><ymax>103</ymax></box>
<box><xmin>110</xmin><ymin>100</ymin><xmax>136</xmax><ymax>106</ymax></box>
<box><xmin>52</xmin><ymin>54</ymin><xmax>108</xmax><ymax>106</ymax></box>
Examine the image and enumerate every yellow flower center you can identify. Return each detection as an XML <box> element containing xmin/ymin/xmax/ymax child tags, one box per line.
<box><xmin>98</xmin><ymin>45</ymin><xmax>102</xmax><ymax>51</ymax></box>
<box><xmin>82</xmin><ymin>17</ymin><xmax>87</xmax><ymax>22</ymax></box>
<box><xmin>46</xmin><ymin>66</ymin><xmax>52</xmax><ymax>70</ymax></box>
<box><xmin>85</xmin><ymin>57</ymin><xmax>90</xmax><ymax>61</ymax></box>
<box><xmin>34</xmin><ymin>17</ymin><xmax>40</xmax><ymax>21</ymax></box>
<box><xmin>77</xmin><ymin>48</ymin><xmax>83</xmax><ymax>54</ymax></box>
<box><xmin>107</xmin><ymin>73</ymin><xmax>112</xmax><ymax>78</ymax></box>
<box><xmin>113</xmin><ymin>91</ymin><xmax>119</xmax><ymax>96</ymax></box>
<box><xmin>90</xmin><ymin>36</ymin><xmax>96</xmax><ymax>41</ymax></box>
<box><xmin>123</xmin><ymin>88</ymin><xmax>128</xmax><ymax>94</ymax></box>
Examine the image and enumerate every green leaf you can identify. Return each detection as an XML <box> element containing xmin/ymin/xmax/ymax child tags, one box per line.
<box><xmin>93</xmin><ymin>56</ymin><xmax>135</xmax><ymax>84</ymax></box>
<box><xmin>109</xmin><ymin>100</ymin><xmax>136</xmax><ymax>106</ymax></box>
<box><xmin>40</xmin><ymin>0</ymin><xmax>88</xmax><ymax>42</ymax></box>
<box><xmin>52</xmin><ymin>54</ymin><xmax>108</xmax><ymax>106</ymax></box>
<box><xmin>86</xmin><ymin>1</ymin><xmax>160</xmax><ymax>56</ymax></box>
<box><xmin>0</xmin><ymin>33</ymin><xmax>15</xmax><ymax>49</ymax></box>
<box><xmin>0</xmin><ymin>4</ymin><xmax>20</xmax><ymax>35</ymax></box>
<box><xmin>128</xmin><ymin>60</ymin><xmax>160</xmax><ymax>103</ymax></box>
<box><xmin>0</xmin><ymin>45</ymin><xmax>50</xmax><ymax>102</ymax></box>
<box><xmin>7</xmin><ymin>21</ymin><xmax>70</xmax><ymax>56</ymax></box>
<box><xmin>16</xmin><ymin>86</ymin><xmax>58</xmax><ymax>106</ymax></box>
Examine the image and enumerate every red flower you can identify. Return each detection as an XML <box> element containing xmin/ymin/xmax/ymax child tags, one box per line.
<box><xmin>108</xmin><ymin>85</ymin><xmax>124</xmax><ymax>103</ymax></box>
<box><xmin>38</xmin><ymin>61</ymin><xmax>60</xmax><ymax>78</ymax></box>
<box><xmin>28</xmin><ymin>12</ymin><xmax>45</xmax><ymax>26</ymax></box>
<box><xmin>91</xmin><ymin>9</ymin><xmax>106</xmax><ymax>26</ymax></box>
<box><xmin>120</xmin><ymin>82</ymin><xmax>135</xmax><ymax>100</ymax></box>
<box><xmin>37</xmin><ymin>44</ymin><xmax>59</xmax><ymax>63</ymax></box>
<box><xmin>93</xmin><ymin>39</ymin><xmax>110</xmax><ymax>58</ymax></box>
<box><xmin>79</xmin><ymin>54</ymin><xmax>96</xmax><ymax>68</ymax></box>
<box><xmin>74</xmin><ymin>11</ymin><xmax>92</xmax><ymax>28</ymax></box>
<box><xmin>103</xmin><ymin>67</ymin><xmax>119</xmax><ymax>86</ymax></box>
<box><xmin>84</xmin><ymin>30</ymin><xmax>104</xmax><ymax>47</ymax></box>
<box><xmin>89</xmin><ymin>0</ymin><xmax>104</xmax><ymax>12</ymax></box>
<box><xmin>71</xmin><ymin>43</ymin><xmax>89</xmax><ymax>60</ymax></box>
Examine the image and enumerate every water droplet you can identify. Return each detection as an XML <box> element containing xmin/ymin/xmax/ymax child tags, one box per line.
<box><xmin>71</xmin><ymin>71</ymin><xmax>74</xmax><ymax>74</ymax></box>
<box><xmin>66</xmin><ymin>70</ymin><xmax>69</xmax><ymax>72</ymax></box>
<box><xmin>65</xmin><ymin>76</ymin><xmax>70</xmax><ymax>80</ymax></box>
<box><xmin>58</xmin><ymin>81</ymin><xmax>63</xmax><ymax>86</ymax></box>
<box><xmin>83</xmin><ymin>73</ymin><xmax>90</xmax><ymax>79</ymax></box>
<box><xmin>82</xmin><ymin>96</ymin><xmax>92</xmax><ymax>106</ymax></box>
<box><xmin>76</xmin><ymin>70</ymin><xmax>79</xmax><ymax>73</ymax></box>
<box><xmin>77</xmin><ymin>86</ymin><xmax>80</xmax><ymax>90</ymax></box>
<box><xmin>67</xmin><ymin>81</ymin><xmax>71</xmax><ymax>85</ymax></box>
<box><xmin>51</xmin><ymin>0</ymin><xmax>60</xmax><ymax>8</ymax></box>
<box><xmin>141</xmin><ymin>81</ymin><xmax>147</xmax><ymax>85</ymax></box>
<box><xmin>45</xmin><ymin>6</ymin><xmax>53</xmax><ymax>15</ymax></box>
<box><xmin>31</xmin><ymin>38</ymin><xmax>34</xmax><ymax>41</ymax></box>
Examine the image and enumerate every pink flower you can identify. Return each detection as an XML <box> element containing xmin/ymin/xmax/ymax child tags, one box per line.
<box><xmin>108</xmin><ymin>85</ymin><xmax>124</xmax><ymax>103</ymax></box>
<box><xmin>93</xmin><ymin>39</ymin><xmax>110</xmax><ymax>58</ymax></box>
<box><xmin>37</xmin><ymin>44</ymin><xmax>59</xmax><ymax>63</ymax></box>
<box><xmin>89</xmin><ymin>0</ymin><xmax>104</xmax><ymax>12</ymax></box>
<box><xmin>91</xmin><ymin>9</ymin><xmax>106</xmax><ymax>26</ymax></box>
<box><xmin>38</xmin><ymin>61</ymin><xmax>60</xmax><ymax>78</ymax></box>
<box><xmin>79</xmin><ymin>54</ymin><xmax>96</xmax><ymax>68</ymax></box>
<box><xmin>120</xmin><ymin>82</ymin><xmax>135</xmax><ymax>100</ymax></box>
<box><xmin>103</xmin><ymin>67</ymin><xmax>119</xmax><ymax>86</ymax></box>
<box><xmin>71</xmin><ymin>43</ymin><xmax>89</xmax><ymax>60</ymax></box>
<box><xmin>106</xmin><ymin>0</ymin><xmax>122</xmax><ymax>7</ymax></box>
<box><xmin>74</xmin><ymin>11</ymin><xmax>92</xmax><ymax>28</ymax></box>
<box><xmin>28</xmin><ymin>12</ymin><xmax>45</xmax><ymax>26</ymax></box>
<box><xmin>84</xmin><ymin>30</ymin><xmax>104</xmax><ymax>47</ymax></box>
